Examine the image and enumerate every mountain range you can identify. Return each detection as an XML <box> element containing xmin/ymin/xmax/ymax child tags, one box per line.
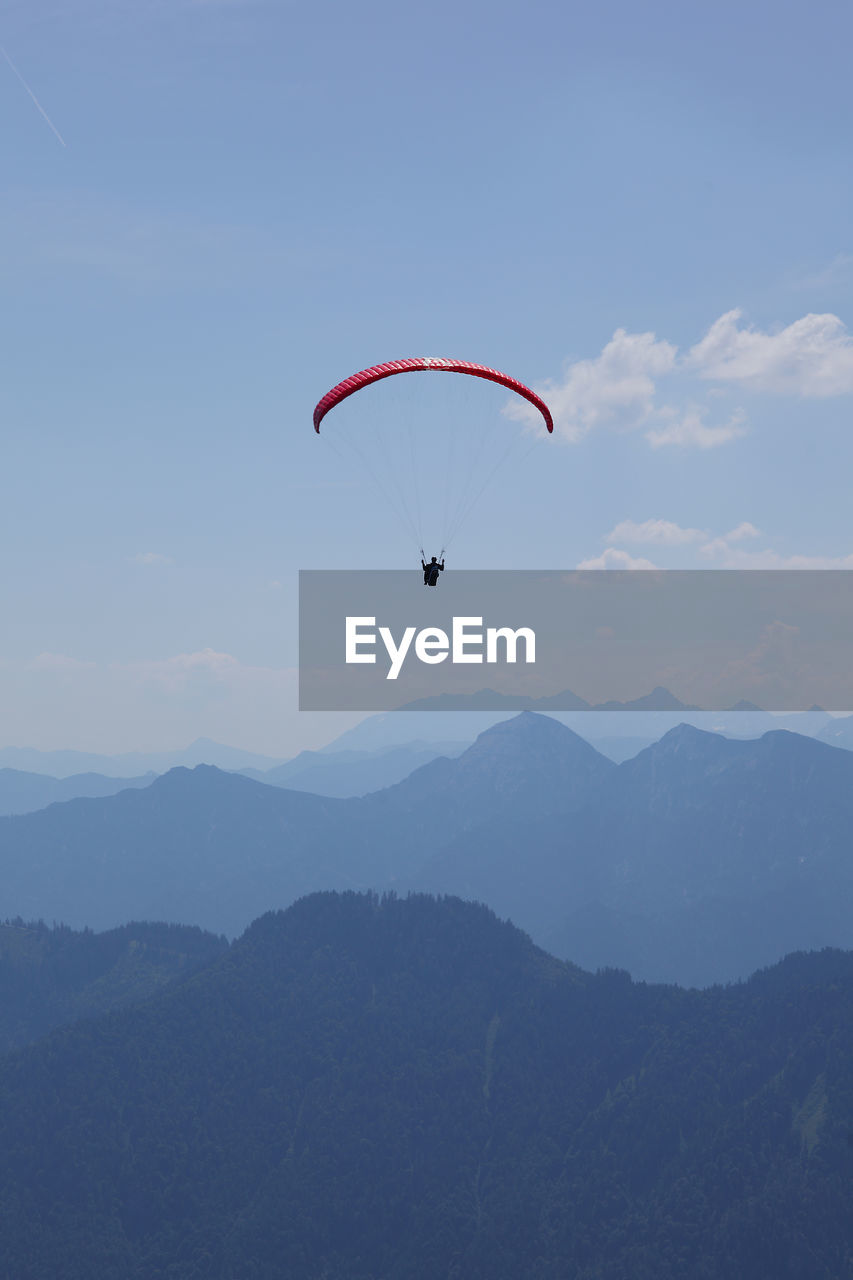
<box><xmin>0</xmin><ymin>891</ymin><xmax>851</xmax><ymax>1279</ymax></box>
<box><xmin>3</xmin><ymin>704</ymin><xmax>847</xmax><ymax>803</ymax></box>
<box><xmin>1</xmin><ymin>712</ymin><xmax>853</xmax><ymax>985</ymax></box>
<box><xmin>0</xmin><ymin>767</ymin><xmax>155</xmax><ymax>816</ymax></box>
<box><xmin>410</xmin><ymin>720</ymin><xmax>853</xmax><ymax>985</ymax></box>
<box><xmin>0</xmin><ymin>737</ymin><xmax>288</xmax><ymax>779</ymax></box>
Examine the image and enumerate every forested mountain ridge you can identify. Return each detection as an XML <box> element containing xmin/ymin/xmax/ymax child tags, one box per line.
<box><xmin>0</xmin><ymin>918</ymin><xmax>227</xmax><ymax>1053</ymax></box>
<box><xmin>0</xmin><ymin>891</ymin><xmax>851</xmax><ymax>1279</ymax></box>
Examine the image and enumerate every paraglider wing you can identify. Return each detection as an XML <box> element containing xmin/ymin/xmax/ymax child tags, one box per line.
<box><xmin>312</xmin><ymin>357</ymin><xmax>554</xmax><ymax>434</ymax></box>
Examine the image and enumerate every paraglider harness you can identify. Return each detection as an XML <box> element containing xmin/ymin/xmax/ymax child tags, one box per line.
<box><xmin>421</xmin><ymin>550</ymin><xmax>445</xmax><ymax>586</ymax></box>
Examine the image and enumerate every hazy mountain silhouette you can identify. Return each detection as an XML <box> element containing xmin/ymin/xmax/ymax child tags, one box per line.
<box><xmin>413</xmin><ymin>722</ymin><xmax>853</xmax><ymax>984</ymax></box>
<box><xmin>2</xmin><ymin>714</ymin><xmax>853</xmax><ymax>984</ymax></box>
<box><xmin>321</xmin><ymin>704</ymin><xmax>835</xmax><ymax>757</ymax></box>
<box><xmin>400</xmin><ymin>687</ymin><xmax>593</xmax><ymax>710</ymax></box>
<box><xmin>0</xmin><ymin>737</ymin><xmax>287</xmax><ymax>779</ymax></box>
<box><xmin>0</xmin><ymin>892</ymin><xmax>851</xmax><ymax>1278</ymax></box>
<box><xmin>0</xmin><ymin>767</ymin><xmax>155</xmax><ymax>816</ymax></box>
<box><xmin>0</xmin><ymin>768</ymin><xmax>356</xmax><ymax>935</ymax></box>
<box><xmin>320</xmin><ymin>710</ymin><xmax>505</xmax><ymax>753</ymax></box>
<box><xmin>817</xmin><ymin>711</ymin><xmax>853</xmax><ymax>750</ymax></box>
<box><xmin>360</xmin><ymin>711</ymin><xmax>614</xmax><ymax>873</ymax></box>
<box><xmin>242</xmin><ymin>742</ymin><xmax>465</xmax><ymax>797</ymax></box>
<box><xmin>400</xmin><ymin>684</ymin><xmax>695</xmax><ymax>711</ymax></box>
<box><xmin>0</xmin><ymin>715</ymin><xmax>611</xmax><ymax>936</ymax></box>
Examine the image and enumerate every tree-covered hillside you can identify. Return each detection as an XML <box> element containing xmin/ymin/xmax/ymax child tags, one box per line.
<box><xmin>0</xmin><ymin>892</ymin><xmax>851</xmax><ymax>1278</ymax></box>
<box><xmin>0</xmin><ymin>918</ymin><xmax>227</xmax><ymax>1053</ymax></box>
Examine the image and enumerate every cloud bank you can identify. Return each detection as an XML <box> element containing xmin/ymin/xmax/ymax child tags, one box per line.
<box><xmin>525</xmin><ymin>308</ymin><xmax>853</xmax><ymax>449</ymax></box>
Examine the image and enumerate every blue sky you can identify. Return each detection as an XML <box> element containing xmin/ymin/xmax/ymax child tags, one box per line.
<box><xmin>2</xmin><ymin>0</ymin><xmax>852</xmax><ymax>753</ymax></box>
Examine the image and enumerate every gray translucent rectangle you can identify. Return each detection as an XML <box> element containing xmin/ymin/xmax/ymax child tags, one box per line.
<box><xmin>299</xmin><ymin>570</ymin><xmax>853</xmax><ymax>712</ymax></box>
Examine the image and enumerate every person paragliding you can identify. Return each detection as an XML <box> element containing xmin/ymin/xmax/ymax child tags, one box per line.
<box><xmin>422</xmin><ymin>553</ymin><xmax>445</xmax><ymax>586</ymax></box>
<box><xmin>312</xmin><ymin>357</ymin><xmax>553</xmax><ymax>561</ymax></box>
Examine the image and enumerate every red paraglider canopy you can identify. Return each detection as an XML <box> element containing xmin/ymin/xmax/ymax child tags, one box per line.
<box><xmin>313</xmin><ymin>357</ymin><xmax>554</xmax><ymax>434</ymax></box>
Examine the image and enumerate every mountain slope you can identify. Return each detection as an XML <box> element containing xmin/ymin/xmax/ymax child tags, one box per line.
<box><xmin>413</xmin><ymin>724</ymin><xmax>853</xmax><ymax>984</ymax></box>
<box><xmin>0</xmin><ymin>893</ymin><xmax>851</xmax><ymax>1278</ymax></box>
<box><xmin>361</xmin><ymin>711</ymin><xmax>614</xmax><ymax>864</ymax></box>
<box><xmin>0</xmin><ymin>918</ymin><xmax>226</xmax><ymax>1053</ymax></box>
<box><xmin>0</xmin><ymin>714</ymin><xmax>613</xmax><ymax>935</ymax></box>
<box><xmin>242</xmin><ymin>742</ymin><xmax>466</xmax><ymax>797</ymax></box>
<box><xmin>0</xmin><ymin>767</ymin><xmax>358</xmax><ymax>935</ymax></box>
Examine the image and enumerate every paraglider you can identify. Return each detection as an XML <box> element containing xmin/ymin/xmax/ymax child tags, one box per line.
<box><xmin>312</xmin><ymin>357</ymin><xmax>553</xmax><ymax>565</ymax></box>
<box><xmin>313</xmin><ymin>357</ymin><xmax>554</xmax><ymax>435</ymax></box>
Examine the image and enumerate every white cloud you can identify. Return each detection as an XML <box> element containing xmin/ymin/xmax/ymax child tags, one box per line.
<box><xmin>699</xmin><ymin>523</ymin><xmax>762</xmax><ymax>557</ymax></box>
<box><xmin>576</xmin><ymin>547</ymin><xmax>658</xmax><ymax>570</ymax></box>
<box><xmin>605</xmin><ymin>518</ymin><xmax>707</xmax><ymax>547</ymax></box>
<box><xmin>700</xmin><ymin>545</ymin><xmax>853</xmax><ymax>570</ymax></box>
<box><xmin>686</xmin><ymin>309</ymin><xmax>853</xmax><ymax>395</ymax></box>
<box><xmin>646</xmin><ymin>406</ymin><xmax>746</xmax><ymax>450</ymax></box>
<box><xmin>594</xmin><ymin>513</ymin><xmax>851</xmax><ymax>572</ymax></box>
<box><xmin>508</xmin><ymin>328</ymin><xmax>676</xmax><ymax>442</ymax></box>
<box><xmin>723</xmin><ymin>521</ymin><xmax>761</xmax><ymax>543</ymax></box>
<box><xmin>517</xmin><ymin>306</ymin><xmax>853</xmax><ymax>455</ymax></box>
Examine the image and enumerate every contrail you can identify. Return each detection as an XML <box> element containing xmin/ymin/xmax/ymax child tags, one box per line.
<box><xmin>1</xmin><ymin>45</ymin><xmax>66</xmax><ymax>147</ymax></box>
